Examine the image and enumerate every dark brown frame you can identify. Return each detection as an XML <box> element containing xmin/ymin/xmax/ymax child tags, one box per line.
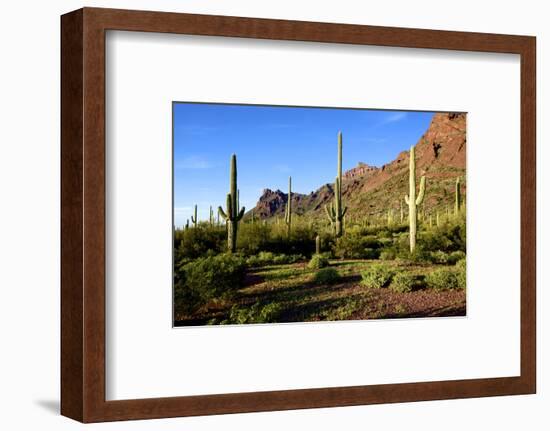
<box><xmin>61</xmin><ymin>7</ymin><xmax>536</xmax><ymax>423</ymax></box>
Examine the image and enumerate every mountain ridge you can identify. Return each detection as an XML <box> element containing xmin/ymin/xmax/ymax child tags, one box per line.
<box><xmin>246</xmin><ymin>112</ymin><xmax>466</xmax><ymax>222</ymax></box>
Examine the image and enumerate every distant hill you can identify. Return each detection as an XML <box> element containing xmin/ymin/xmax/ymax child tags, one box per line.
<box><xmin>246</xmin><ymin>113</ymin><xmax>466</xmax><ymax>222</ymax></box>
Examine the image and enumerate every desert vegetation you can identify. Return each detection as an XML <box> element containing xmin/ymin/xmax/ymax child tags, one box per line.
<box><xmin>174</xmin><ymin>115</ymin><xmax>467</xmax><ymax>326</ymax></box>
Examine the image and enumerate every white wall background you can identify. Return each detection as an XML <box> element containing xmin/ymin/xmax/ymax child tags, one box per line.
<box><xmin>0</xmin><ymin>0</ymin><xmax>546</xmax><ymax>429</ymax></box>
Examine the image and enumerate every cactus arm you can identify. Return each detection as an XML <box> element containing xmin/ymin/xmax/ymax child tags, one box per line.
<box><xmin>342</xmin><ymin>206</ymin><xmax>348</xmax><ymax>217</ymax></box>
<box><xmin>237</xmin><ymin>206</ymin><xmax>245</xmax><ymax>220</ymax></box>
<box><xmin>415</xmin><ymin>176</ymin><xmax>426</xmax><ymax>205</ymax></box>
<box><xmin>325</xmin><ymin>204</ymin><xmax>335</xmax><ymax>222</ymax></box>
<box><xmin>404</xmin><ymin>195</ymin><xmax>410</xmax><ymax>205</ymax></box>
<box><xmin>218</xmin><ymin>206</ymin><xmax>228</xmax><ymax>220</ymax></box>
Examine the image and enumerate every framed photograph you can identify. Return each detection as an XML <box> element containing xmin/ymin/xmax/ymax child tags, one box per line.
<box><xmin>61</xmin><ymin>7</ymin><xmax>536</xmax><ymax>422</ymax></box>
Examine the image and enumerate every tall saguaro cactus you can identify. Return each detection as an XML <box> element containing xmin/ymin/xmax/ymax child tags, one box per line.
<box><xmin>454</xmin><ymin>177</ymin><xmax>462</xmax><ymax>217</ymax></box>
<box><xmin>325</xmin><ymin>132</ymin><xmax>348</xmax><ymax>237</ymax></box>
<box><xmin>285</xmin><ymin>176</ymin><xmax>292</xmax><ymax>237</ymax></box>
<box><xmin>209</xmin><ymin>206</ymin><xmax>214</xmax><ymax>226</ymax></box>
<box><xmin>218</xmin><ymin>154</ymin><xmax>245</xmax><ymax>253</ymax></box>
<box><xmin>404</xmin><ymin>145</ymin><xmax>426</xmax><ymax>253</ymax></box>
<box><xmin>190</xmin><ymin>205</ymin><xmax>198</xmax><ymax>227</ymax></box>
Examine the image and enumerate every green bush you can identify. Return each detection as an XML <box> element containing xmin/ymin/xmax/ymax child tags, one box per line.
<box><xmin>448</xmin><ymin>250</ymin><xmax>466</xmax><ymax>265</ymax></box>
<box><xmin>273</xmin><ymin>253</ymin><xmax>305</xmax><ymax>264</ymax></box>
<box><xmin>379</xmin><ymin>249</ymin><xmax>397</xmax><ymax>261</ymax></box>
<box><xmin>246</xmin><ymin>251</ymin><xmax>305</xmax><ymax>267</ymax></box>
<box><xmin>395</xmin><ymin>246</ymin><xmax>431</xmax><ymax>263</ymax></box>
<box><xmin>236</xmin><ymin>223</ymin><xmax>272</xmax><ymax>255</ymax></box>
<box><xmin>429</xmin><ymin>249</ymin><xmax>466</xmax><ymax>264</ymax></box>
<box><xmin>425</xmin><ymin>267</ymin><xmax>459</xmax><ymax>291</ymax></box>
<box><xmin>174</xmin><ymin>253</ymin><xmax>246</xmax><ymax>313</ymax></box>
<box><xmin>360</xmin><ymin>264</ymin><xmax>395</xmax><ymax>289</ymax></box>
<box><xmin>174</xmin><ymin>225</ymin><xmax>225</xmax><ymax>260</ymax></box>
<box><xmin>456</xmin><ymin>258</ymin><xmax>467</xmax><ymax>289</ymax></box>
<box><xmin>228</xmin><ymin>302</ymin><xmax>282</xmax><ymax>324</ymax></box>
<box><xmin>418</xmin><ymin>222</ymin><xmax>466</xmax><ymax>253</ymax></box>
<box><xmin>312</xmin><ymin>267</ymin><xmax>341</xmax><ymax>285</ymax></box>
<box><xmin>246</xmin><ymin>251</ymin><xmax>275</xmax><ymax>266</ymax></box>
<box><xmin>333</xmin><ymin>232</ymin><xmax>382</xmax><ymax>259</ymax></box>
<box><xmin>391</xmin><ymin>272</ymin><xmax>417</xmax><ymax>293</ymax></box>
<box><xmin>308</xmin><ymin>254</ymin><xmax>329</xmax><ymax>269</ymax></box>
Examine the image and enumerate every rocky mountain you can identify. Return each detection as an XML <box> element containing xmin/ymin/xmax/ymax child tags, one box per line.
<box><xmin>246</xmin><ymin>112</ymin><xmax>466</xmax><ymax>222</ymax></box>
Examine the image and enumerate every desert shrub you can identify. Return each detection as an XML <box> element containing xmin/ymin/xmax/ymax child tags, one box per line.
<box><xmin>274</xmin><ymin>253</ymin><xmax>305</xmax><ymax>264</ymax></box>
<box><xmin>418</xmin><ymin>230</ymin><xmax>454</xmax><ymax>252</ymax></box>
<box><xmin>430</xmin><ymin>250</ymin><xmax>450</xmax><ymax>264</ymax></box>
<box><xmin>456</xmin><ymin>258</ymin><xmax>467</xmax><ymax>289</ymax></box>
<box><xmin>379</xmin><ymin>249</ymin><xmax>397</xmax><ymax>261</ymax></box>
<box><xmin>308</xmin><ymin>254</ymin><xmax>329</xmax><ymax>269</ymax></box>
<box><xmin>319</xmin><ymin>251</ymin><xmax>333</xmax><ymax>260</ymax></box>
<box><xmin>312</xmin><ymin>267</ymin><xmax>341</xmax><ymax>285</ymax></box>
<box><xmin>246</xmin><ymin>251</ymin><xmax>305</xmax><ymax>267</ymax></box>
<box><xmin>360</xmin><ymin>264</ymin><xmax>395</xmax><ymax>289</ymax></box>
<box><xmin>391</xmin><ymin>272</ymin><xmax>417</xmax><ymax>293</ymax></box>
<box><xmin>395</xmin><ymin>246</ymin><xmax>431</xmax><ymax>263</ymax></box>
<box><xmin>174</xmin><ymin>225</ymin><xmax>226</xmax><ymax>260</ymax></box>
<box><xmin>419</xmin><ymin>222</ymin><xmax>466</xmax><ymax>253</ymax></box>
<box><xmin>236</xmin><ymin>223</ymin><xmax>272</xmax><ymax>255</ymax></box>
<box><xmin>362</xmin><ymin>235</ymin><xmax>384</xmax><ymax>248</ymax></box>
<box><xmin>174</xmin><ymin>253</ymin><xmax>246</xmax><ymax>312</ymax></box>
<box><xmin>429</xmin><ymin>249</ymin><xmax>466</xmax><ymax>264</ymax></box>
<box><xmin>448</xmin><ymin>250</ymin><xmax>466</xmax><ymax>265</ymax></box>
<box><xmin>377</xmin><ymin>237</ymin><xmax>393</xmax><ymax>247</ymax></box>
<box><xmin>246</xmin><ymin>251</ymin><xmax>275</xmax><ymax>266</ymax></box>
<box><xmin>333</xmin><ymin>233</ymin><xmax>382</xmax><ymax>259</ymax></box>
<box><xmin>425</xmin><ymin>267</ymin><xmax>459</xmax><ymax>291</ymax></box>
<box><xmin>363</xmin><ymin>248</ymin><xmax>380</xmax><ymax>259</ymax></box>
<box><xmin>228</xmin><ymin>302</ymin><xmax>282</xmax><ymax>324</ymax></box>
<box><xmin>262</xmin><ymin>236</ymin><xmax>315</xmax><ymax>257</ymax></box>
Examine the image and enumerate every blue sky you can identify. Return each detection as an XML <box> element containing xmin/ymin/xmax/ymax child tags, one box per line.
<box><xmin>173</xmin><ymin>102</ymin><xmax>434</xmax><ymax>226</ymax></box>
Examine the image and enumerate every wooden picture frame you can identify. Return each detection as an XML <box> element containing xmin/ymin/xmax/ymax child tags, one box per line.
<box><xmin>61</xmin><ymin>7</ymin><xmax>536</xmax><ymax>423</ymax></box>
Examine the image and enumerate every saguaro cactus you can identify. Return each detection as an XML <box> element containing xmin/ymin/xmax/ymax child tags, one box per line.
<box><xmin>325</xmin><ymin>132</ymin><xmax>348</xmax><ymax>237</ymax></box>
<box><xmin>190</xmin><ymin>205</ymin><xmax>198</xmax><ymax>227</ymax></box>
<box><xmin>404</xmin><ymin>145</ymin><xmax>426</xmax><ymax>253</ymax></box>
<box><xmin>285</xmin><ymin>176</ymin><xmax>292</xmax><ymax>237</ymax></box>
<box><xmin>209</xmin><ymin>206</ymin><xmax>214</xmax><ymax>226</ymax></box>
<box><xmin>218</xmin><ymin>154</ymin><xmax>245</xmax><ymax>253</ymax></box>
<box><xmin>454</xmin><ymin>177</ymin><xmax>462</xmax><ymax>217</ymax></box>
<box><xmin>387</xmin><ymin>208</ymin><xmax>393</xmax><ymax>226</ymax></box>
<box><xmin>315</xmin><ymin>234</ymin><xmax>321</xmax><ymax>254</ymax></box>
<box><xmin>185</xmin><ymin>219</ymin><xmax>189</xmax><ymax>230</ymax></box>
<box><xmin>400</xmin><ymin>200</ymin><xmax>404</xmax><ymax>223</ymax></box>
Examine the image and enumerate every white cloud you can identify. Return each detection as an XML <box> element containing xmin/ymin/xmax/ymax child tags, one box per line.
<box><xmin>381</xmin><ymin>111</ymin><xmax>408</xmax><ymax>125</ymax></box>
<box><xmin>175</xmin><ymin>155</ymin><xmax>213</xmax><ymax>170</ymax></box>
<box><xmin>174</xmin><ymin>207</ymin><xmax>191</xmax><ymax>213</ymax></box>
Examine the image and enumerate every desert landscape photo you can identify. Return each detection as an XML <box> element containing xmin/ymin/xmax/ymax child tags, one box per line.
<box><xmin>173</xmin><ymin>103</ymin><xmax>466</xmax><ymax>326</ymax></box>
